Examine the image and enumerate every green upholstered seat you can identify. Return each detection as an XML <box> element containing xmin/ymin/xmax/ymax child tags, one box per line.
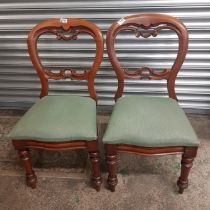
<box><xmin>9</xmin><ymin>96</ymin><xmax>97</xmax><ymax>142</ymax></box>
<box><xmin>103</xmin><ymin>96</ymin><xmax>199</xmax><ymax>147</ymax></box>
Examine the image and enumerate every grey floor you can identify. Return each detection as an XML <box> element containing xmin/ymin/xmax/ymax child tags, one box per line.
<box><xmin>0</xmin><ymin>111</ymin><xmax>210</xmax><ymax>210</ymax></box>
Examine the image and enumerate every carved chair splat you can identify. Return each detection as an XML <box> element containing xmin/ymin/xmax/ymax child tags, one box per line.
<box><xmin>104</xmin><ymin>14</ymin><xmax>199</xmax><ymax>193</ymax></box>
<box><xmin>9</xmin><ymin>18</ymin><xmax>104</xmax><ymax>191</ymax></box>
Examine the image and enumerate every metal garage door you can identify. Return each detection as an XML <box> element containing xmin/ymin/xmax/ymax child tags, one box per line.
<box><xmin>0</xmin><ymin>0</ymin><xmax>209</xmax><ymax>113</ymax></box>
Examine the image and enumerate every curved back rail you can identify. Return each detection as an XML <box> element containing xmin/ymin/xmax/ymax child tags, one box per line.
<box><xmin>106</xmin><ymin>13</ymin><xmax>188</xmax><ymax>101</ymax></box>
<box><xmin>28</xmin><ymin>18</ymin><xmax>104</xmax><ymax>101</ymax></box>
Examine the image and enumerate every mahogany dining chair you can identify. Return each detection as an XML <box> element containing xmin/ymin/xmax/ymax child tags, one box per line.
<box><xmin>103</xmin><ymin>13</ymin><xmax>199</xmax><ymax>193</ymax></box>
<box><xmin>9</xmin><ymin>18</ymin><xmax>104</xmax><ymax>191</ymax></box>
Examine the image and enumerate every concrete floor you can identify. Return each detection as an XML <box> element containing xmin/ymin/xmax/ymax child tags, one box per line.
<box><xmin>0</xmin><ymin>111</ymin><xmax>210</xmax><ymax>210</ymax></box>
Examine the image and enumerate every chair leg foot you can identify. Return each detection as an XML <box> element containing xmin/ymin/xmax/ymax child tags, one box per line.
<box><xmin>89</xmin><ymin>151</ymin><xmax>102</xmax><ymax>192</ymax></box>
<box><xmin>18</xmin><ymin>149</ymin><xmax>37</xmax><ymax>189</ymax></box>
<box><xmin>177</xmin><ymin>179</ymin><xmax>187</xmax><ymax>194</ymax></box>
<box><xmin>26</xmin><ymin>172</ymin><xmax>37</xmax><ymax>189</ymax></box>
<box><xmin>94</xmin><ymin>184</ymin><xmax>101</xmax><ymax>192</ymax></box>
<box><xmin>177</xmin><ymin>147</ymin><xmax>198</xmax><ymax>194</ymax></box>
<box><xmin>105</xmin><ymin>144</ymin><xmax>118</xmax><ymax>192</ymax></box>
<box><xmin>107</xmin><ymin>175</ymin><xmax>118</xmax><ymax>192</ymax></box>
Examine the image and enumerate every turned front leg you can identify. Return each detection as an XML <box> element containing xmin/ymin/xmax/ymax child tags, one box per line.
<box><xmin>177</xmin><ymin>147</ymin><xmax>198</xmax><ymax>194</ymax></box>
<box><xmin>105</xmin><ymin>144</ymin><xmax>118</xmax><ymax>192</ymax></box>
<box><xmin>18</xmin><ymin>149</ymin><xmax>37</xmax><ymax>189</ymax></box>
<box><xmin>89</xmin><ymin>151</ymin><xmax>102</xmax><ymax>192</ymax></box>
<box><xmin>87</xmin><ymin>141</ymin><xmax>102</xmax><ymax>192</ymax></box>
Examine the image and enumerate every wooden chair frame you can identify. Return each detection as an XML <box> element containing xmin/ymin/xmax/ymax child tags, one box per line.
<box><xmin>105</xmin><ymin>13</ymin><xmax>198</xmax><ymax>193</ymax></box>
<box><xmin>12</xmin><ymin>18</ymin><xmax>104</xmax><ymax>191</ymax></box>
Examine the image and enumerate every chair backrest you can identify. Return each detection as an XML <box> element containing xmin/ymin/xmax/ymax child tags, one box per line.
<box><xmin>28</xmin><ymin>18</ymin><xmax>104</xmax><ymax>101</ymax></box>
<box><xmin>106</xmin><ymin>14</ymin><xmax>188</xmax><ymax>101</ymax></box>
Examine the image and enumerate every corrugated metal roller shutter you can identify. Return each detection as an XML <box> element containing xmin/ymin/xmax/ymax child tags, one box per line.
<box><xmin>0</xmin><ymin>0</ymin><xmax>210</xmax><ymax>113</ymax></box>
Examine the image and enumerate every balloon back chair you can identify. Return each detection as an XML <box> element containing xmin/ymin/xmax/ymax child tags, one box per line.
<box><xmin>103</xmin><ymin>14</ymin><xmax>199</xmax><ymax>193</ymax></box>
<box><xmin>9</xmin><ymin>18</ymin><xmax>103</xmax><ymax>191</ymax></box>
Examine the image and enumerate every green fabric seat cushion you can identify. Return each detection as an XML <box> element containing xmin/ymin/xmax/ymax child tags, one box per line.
<box><xmin>9</xmin><ymin>96</ymin><xmax>97</xmax><ymax>142</ymax></box>
<box><xmin>103</xmin><ymin>96</ymin><xmax>199</xmax><ymax>147</ymax></box>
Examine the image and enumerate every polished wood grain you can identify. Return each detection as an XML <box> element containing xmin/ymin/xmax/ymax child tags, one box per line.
<box><xmin>105</xmin><ymin>13</ymin><xmax>198</xmax><ymax>193</ymax></box>
<box><xmin>12</xmin><ymin>18</ymin><xmax>104</xmax><ymax>191</ymax></box>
